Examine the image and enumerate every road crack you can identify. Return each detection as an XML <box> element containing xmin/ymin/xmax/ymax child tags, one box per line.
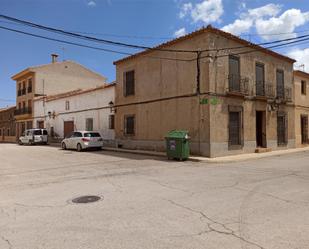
<box><xmin>163</xmin><ymin>198</ymin><xmax>265</xmax><ymax>249</ymax></box>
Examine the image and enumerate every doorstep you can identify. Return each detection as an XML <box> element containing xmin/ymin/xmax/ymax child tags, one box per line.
<box><xmin>103</xmin><ymin>146</ymin><xmax>309</xmax><ymax>163</ymax></box>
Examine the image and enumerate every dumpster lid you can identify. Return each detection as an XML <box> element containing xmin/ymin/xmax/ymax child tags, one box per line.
<box><xmin>166</xmin><ymin>130</ymin><xmax>188</xmax><ymax>138</ymax></box>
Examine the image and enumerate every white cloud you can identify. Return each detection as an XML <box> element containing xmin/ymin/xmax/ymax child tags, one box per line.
<box><xmin>221</xmin><ymin>3</ymin><xmax>309</xmax><ymax>41</ymax></box>
<box><xmin>222</xmin><ymin>4</ymin><xmax>281</xmax><ymax>36</ymax></box>
<box><xmin>246</xmin><ymin>3</ymin><xmax>281</xmax><ymax>19</ymax></box>
<box><xmin>179</xmin><ymin>3</ymin><xmax>192</xmax><ymax>19</ymax></box>
<box><xmin>287</xmin><ymin>48</ymin><xmax>309</xmax><ymax>72</ymax></box>
<box><xmin>180</xmin><ymin>0</ymin><xmax>224</xmax><ymax>24</ymax></box>
<box><xmin>256</xmin><ymin>9</ymin><xmax>309</xmax><ymax>40</ymax></box>
<box><xmin>174</xmin><ymin>27</ymin><xmax>187</xmax><ymax>37</ymax></box>
<box><xmin>87</xmin><ymin>1</ymin><xmax>96</xmax><ymax>7</ymax></box>
<box><xmin>222</xmin><ymin>18</ymin><xmax>252</xmax><ymax>35</ymax></box>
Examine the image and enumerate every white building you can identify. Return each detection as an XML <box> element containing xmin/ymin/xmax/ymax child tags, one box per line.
<box><xmin>33</xmin><ymin>83</ymin><xmax>115</xmax><ymax>142</ymax></box>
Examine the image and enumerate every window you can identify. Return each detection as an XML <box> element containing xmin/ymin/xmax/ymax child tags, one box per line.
<box><xmin>276</xmin><ymin>70</ymin><xmax>284</xmax><ymax>98</ymax></box>
<box><xmin>228</xmin><ymin>106</ymin><xmax>243</xmax><ymax>149</ymax></box>
<box><xmin>85</xmin><ymin>118</ymin><xmax>93</xmax><ymax>131</ymax></box>
<box><xmin>228</xmin><ymin>56</ymin><xmax>240</xmax><ymax>92</ymax></box>
<box><xmin>28</xmin><ymin>100</ymin><xmax>32</xmax><ymax>113</ymax></box>
<box><xmin>28</xmin><ymin>78</ymin><xmax>32</xmax><ymax>93</ymax></box>
<box><xmin>109</xmin><ymin>115</ymin><xmax>115</xmax><ymax>129</ymax></box>
<box><xmin>124</xmin><ymin>115</ymin><xmax>135</xmax><ymax>135</ymax></box>
<box><xmin>255</xmin><ymin>63</ymin><xmax>265</xmax><ymax>96</ymax></box>
<box><xmin>84</xmin><ymin>132</ymin><xmax>101</xmax><ymax>138</ymax></box>
<box><xmin>301</xmin><ymin>80</ymin><xmax>307</xmax><ymax>95</ymax></box>
<box><xmin>277</xmin><ymin>113</ymin><xmax>288</xmax><ymax>146</ymax></box>
<box><xmin>22</xmin><ymin>81</ymin><xmax>26</xmax><ymax>95</ymax></box>
<box><xmin>124</xmin><ymin>70</ymin><xmax>135</xmax><ymax>96</ymax></box>
<box><xmin>65</xmin><ymin>101</ymin><xmax>70</xmax><ymax>110</ymax></box>
<box><xmin>72</xmin><ymin>132</ymin><xmax>83</xmax><ymax>138</ymax></box>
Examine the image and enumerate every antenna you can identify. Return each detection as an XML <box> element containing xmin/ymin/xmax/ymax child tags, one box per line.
<box><xmin>61</xmin><ymin>47</ymin><xmax>66</xmax><ymax>61</ymax></box>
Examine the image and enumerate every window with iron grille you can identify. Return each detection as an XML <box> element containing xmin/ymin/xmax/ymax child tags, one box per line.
<box><xmin>277</xmin><ymin>113</ymin><xmax>287</xmax><ymax>146</ymax></box>
<box><xmin>228</xmin><ymin>106</ymin><xmax>243</xmax><ymax>149</ymax></box>
<box><xmin>124</xmin><ymin>70</ymin><xmax>135</xmax><ymax>96</ymax></box>
<box><xmin>228</xmin><ymin>56</ymin><xmax>240</xmax><ymax>92</ymax></box>
<box><xmin>109</xmin><ymin>115</ymin><xmax>115</xmax><ymax>129</ymax></box>
<box><xmin>255</xmin><ymin>63</ymin><xmax>265</xmax><ymax>96</ymax></box>
<box><xmin>124</xmin><ymin>115</ymin><xmax>135</xmax><ymax>135</ymax></box>
<box><xmin>276</xmin><ymin>70</ymin><xmax>284</xmax><ymax>98</ymax></box>
<box><xmin>86</xmin><ymin>118</ymin><xmax>93</xmax><ymax>131</ymax></box>
<box><xmin>301</xmin><ymin>80</ymin><xmax>307</xmax><ymax>95</ymax></box>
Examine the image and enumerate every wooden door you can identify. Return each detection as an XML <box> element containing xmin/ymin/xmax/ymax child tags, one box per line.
<box><xmin>63</xmin><ymin>121</ymin><xmax>74</xmax><ymax>138</ymax></box>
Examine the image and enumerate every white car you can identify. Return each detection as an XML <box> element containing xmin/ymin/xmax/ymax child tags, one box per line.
<box><xmin>18</xmin><ymin>129</ymin><xmax>48</xmax><ymax>145</ymax></box>
<box><xmin>61</xmin><ymin>131</ymin><xmax>103</xmax><ymax>152</ymax></box>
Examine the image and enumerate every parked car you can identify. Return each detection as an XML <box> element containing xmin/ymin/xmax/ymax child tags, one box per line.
<box><xmin>18</xmin><ymin>129</ymin><xmax>48</xmax><ymax>145</ymax></box>
<box><xmin>61</xmin><ymin>131</ymin><xmax>103</xmax><ymax>152</ymax></box>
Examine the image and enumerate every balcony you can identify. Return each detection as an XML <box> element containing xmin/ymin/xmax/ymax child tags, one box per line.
<box><xmin>227</xmin><ymin>74</ymin><xmax>249</xmax><ymax>96</ymax></box>
<box><xmin>276</xmin><ymin>86</ymin><xmax>292</xmax><ymax>102</ymax></box>
<box><xmin>21</xmin><ymin>88</ymin><xmax>26</xmax><ymax>95</ymax></box>
<box><xmin>14</xmin><ymin>107</ymin><xmax>32</xmax><ymax>116</ymax></box>
<box><xmin>17</xmin><ymin>90</ymin><xmax>22</xmax><ymax>97</ymax></box>
<box><xmin>255</xmin><ymin>82</ymin><xmax>275</xmax><ymax>99</ymax></box>
<box><xmin>27</xmin><ymin>86</ymin><xmax>32</xmax><ymax>93</ymax></box>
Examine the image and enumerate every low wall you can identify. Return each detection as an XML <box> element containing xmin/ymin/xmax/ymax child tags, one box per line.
<box><xmin>0</xmin><ymin>136</ymin><xmax>16</xmax><ymax>143</ymax></box>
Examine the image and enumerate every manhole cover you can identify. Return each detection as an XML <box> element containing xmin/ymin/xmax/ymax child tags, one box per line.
<box><xmin>72</xmin><ymin>195</ymin><xmax>101</xmax><ymax>204</ymax></box>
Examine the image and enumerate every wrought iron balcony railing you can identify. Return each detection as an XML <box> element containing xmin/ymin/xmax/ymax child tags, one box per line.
<box><xmin>14</xmin><ymin>107</ymin><xmax>32</xmax><ymax>116</ymax></box>
<box><xmin>276</xmin><ymin>86</ymin><xmax>292</xmax><ymax>102</ymax></box>
<box><xmin>227</xmin><ymin>74</ymin><xmax>249</xmax><ymax>95</ymax></box>
<box><xmin>255</xmin><ymin>80</ymin><xmax>265</xmax><ymax>97</ymax></box>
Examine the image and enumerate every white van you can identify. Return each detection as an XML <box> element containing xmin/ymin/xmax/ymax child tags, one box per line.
<box><xmin>18</xmin><ymin>129</ymin><xmax>48</xmax><ymax>145</ymax></box>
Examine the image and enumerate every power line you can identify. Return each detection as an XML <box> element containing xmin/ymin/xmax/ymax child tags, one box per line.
<box><xmin>0</xmin><ymin>20</ymin><xmax>172</xmax><ymax>40</ymax></box>
<box><xmin>0</xmin><ymin>25</ymin><xmax>193</xmax><ymax>62</ymax></box>
<box><xmin>0</xmin><ymin>14</ymin><xmax>198</xmax><ymax>53</ymax></box>
<box><xmin>0</xmin><ymin>25</ymin><xmax>133</xmax><ymax>56</ymax></box>
<box><xmin>2</xmin><ymin>14</ymin><xmax>309</xmax><ymax>55</ymax></box>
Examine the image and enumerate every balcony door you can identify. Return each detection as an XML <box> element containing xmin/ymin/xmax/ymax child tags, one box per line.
<box><xmin>229</xmin><ymin>56</ymin><xmax>240</xmax><ymax>92</ymax></box>
<box><xmin>276</xmin><ymin>70</ymin><xmax>284</xmax><ymax>98</ymax></box>
<box><xmin>256</xmin><ymin>63</ymin><xmax>265</xmax><ymax>96</ymax></box>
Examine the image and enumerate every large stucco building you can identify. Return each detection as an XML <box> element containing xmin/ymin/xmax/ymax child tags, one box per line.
<box><xmin>11</xmin><ymin>55</ymin><xmax>107</xmax><ymax>138</ymax></box>
<box><xmin>33</xmin><ymin>84</ymin><xmax>115</xmax><ymax>143</ymax></box>
<box><xmin>293</xmin><ymin>70</ymin><xmax>309</xmax><ymax>147</ymax></box>
<box><xmin>113</xmin><ymin>25</ymin><xmax>296</xmax><ymax>157</ymax></box>
<box><xmin>0</xmin><ymin>106</ymin><xmax>16</xmax><ymax>143</ymax></box>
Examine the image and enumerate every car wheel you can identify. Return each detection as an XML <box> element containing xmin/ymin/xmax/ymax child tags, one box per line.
<box><xmin>77</xmin><ymin>143</ymin><xmax>82</xmax><ymax>152</ymax></box>
<box><xmin>18</xmin><ymin>140</ymin><xmax>23</xmax><ymax>145</ymax></box>
<box><xmin>62</xmin><ymin>142</ymin><xmax>67</xmax><ymax>150</ymax></box>
<box><xmin>97</xmin><ymin>147</ymin><xmax>102</xmax><ymax>151</ymax></box>
<box><xmin>29</xmin><ymin>140</ymin><xmax>34</xmax><ymax>145</ymax></box>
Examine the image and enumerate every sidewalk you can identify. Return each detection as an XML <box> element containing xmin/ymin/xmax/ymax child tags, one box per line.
<box><xmin>103</xmin><ymin>146</ymin><xmax>309</xmax><ymax>163</ymax></box>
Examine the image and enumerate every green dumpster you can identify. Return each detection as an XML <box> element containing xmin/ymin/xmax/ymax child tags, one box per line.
<box><xmin>165</xmin><ymin>130</ymin><xmax>190</xmax><ymax>160</ymax></box>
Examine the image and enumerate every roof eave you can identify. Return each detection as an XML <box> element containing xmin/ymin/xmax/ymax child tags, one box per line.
<box><xmin>11</xmin><ymin>68</ymin><xmax>34</xmax><ymax>81</ymax></box>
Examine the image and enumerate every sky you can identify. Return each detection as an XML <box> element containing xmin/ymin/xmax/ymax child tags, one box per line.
<box><xmin>1</xmin><ymin>0</ymin><xmax>309</xmax><ymax>108</ymax></box>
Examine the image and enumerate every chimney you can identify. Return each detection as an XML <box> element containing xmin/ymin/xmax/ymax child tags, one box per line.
<box><xmin>51</xmin><ymin>54</ymin><xmax>58</xmax><ymax>63</ymax></box>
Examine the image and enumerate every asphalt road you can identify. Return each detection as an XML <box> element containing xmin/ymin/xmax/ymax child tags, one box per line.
<box><xmin>0</xmin><ymin>144</ymin><xmax>309</xmax><ymax>249</ymax></box>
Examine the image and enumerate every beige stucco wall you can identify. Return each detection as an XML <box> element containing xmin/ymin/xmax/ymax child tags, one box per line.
<box><xmin>33</xmin><ymin>61</ymin><xmax>107</xmax><ymax>95</ymax></box>
<box><xmin>294</xmin><ymin>73</ymin><xmax>309</xmax><ymax>147</ymax></box>
<box><xmin>115</xmin><ymin>31</ymin><xmax>295</xmax><ymax>157</ymax></box>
